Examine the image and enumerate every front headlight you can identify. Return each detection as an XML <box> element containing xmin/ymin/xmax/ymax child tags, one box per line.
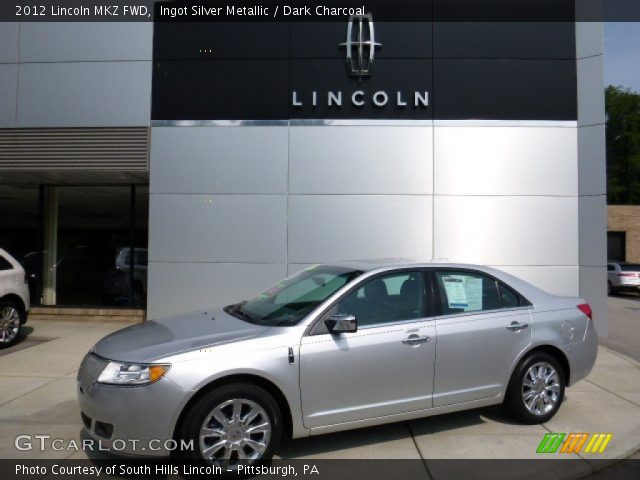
<box><xmin>97</xmin><ymin>361</ymin><xmax>170</xmax><ymax>386</ymax></box>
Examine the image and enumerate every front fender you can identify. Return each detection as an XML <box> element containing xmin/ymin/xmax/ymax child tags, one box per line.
<box><xmin>161</xmin><ymin>343</ymin><xmax>308</xmax><ymax>439</ymax></box>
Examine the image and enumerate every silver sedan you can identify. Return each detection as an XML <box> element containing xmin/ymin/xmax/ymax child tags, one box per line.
<box><xmin>77</xmin><ymin>261</ymin><xmax>597</xmax><ymax>464</ymax></box>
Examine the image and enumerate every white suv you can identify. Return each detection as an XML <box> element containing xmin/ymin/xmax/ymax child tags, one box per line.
<box><xmin>607</xmin><ymin>262</ymin><xmax>640</xmax><ymax>295</ymax></box>
<box><xmin>0</xmin><ymin>249</ymin><xmax>30</xmax><ymax>345</ymax></box>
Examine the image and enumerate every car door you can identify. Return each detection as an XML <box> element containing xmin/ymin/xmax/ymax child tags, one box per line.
<box><xmin>299</xmin><ymin>270</ymin><xmax>436</xmax><ymax>429</ymax></box>
<box><xmin>431</xmin><ymin>269</ymin><xmax>532</xmax><ymax>407</ymax></box>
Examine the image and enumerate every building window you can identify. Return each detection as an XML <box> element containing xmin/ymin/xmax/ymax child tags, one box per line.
<box><xmin>0</xmin><ymin>184</ymin><xmax>148</xmax><ymax>308</ymax></box>
<box><xmin>607</xmin><ymin>231</ymin><xmax>626</xmax><ymax>262</ymax></box>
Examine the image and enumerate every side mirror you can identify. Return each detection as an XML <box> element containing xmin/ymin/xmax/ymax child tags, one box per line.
<box><xmin>325</xmin><ymin>313</ymin><xmax>357</xmax><ymax>334</ymax></box>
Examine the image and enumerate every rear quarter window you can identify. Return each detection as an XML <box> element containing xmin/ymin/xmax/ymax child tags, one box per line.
<box><xmin>498</xmin><ymin>282</ymin><xmax>529</xmax><ymax>308</ymax></box>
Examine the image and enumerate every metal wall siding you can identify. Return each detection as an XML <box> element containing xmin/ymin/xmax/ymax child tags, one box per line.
<box><xmin>0</xmin><ymin>128</ymin><xmax>149</xmax><ymax>170</ymax></box>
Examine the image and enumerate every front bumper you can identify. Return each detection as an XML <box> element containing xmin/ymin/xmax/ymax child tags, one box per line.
<box><xmin>77</xmin><ymin>374</ymin><xmax>189</xmax><ymax>457</ymax></box>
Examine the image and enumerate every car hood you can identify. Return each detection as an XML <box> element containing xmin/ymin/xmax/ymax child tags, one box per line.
<box><xmin>92</xmin><ymin>308</ymin><xmax>270</xmax><ymax>363</ymax></box>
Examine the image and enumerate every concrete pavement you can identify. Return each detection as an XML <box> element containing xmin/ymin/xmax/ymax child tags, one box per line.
<box><xmin>0</xmin><ymin>318</ymin><xmax>638</xmax><ymax>475</ymax></box>
<box><xmin>600</xmin><ymin>293</ymin><xmax>640</xmax><ymax>363</ymax></box>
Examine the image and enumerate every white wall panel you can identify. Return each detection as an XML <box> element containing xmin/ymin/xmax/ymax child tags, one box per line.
<box><xmin>577</xmin><ymin>55</ymin><xmax>605</xmax><ymax>127</ymax></box>
<box><xmin>575</xmin><ymin>22</ymin><xmax>603</xmax><ymax>59</ymax></box>
<box><xmin>17</xmin><ymin>61</ymin><xmax>151</xmax><ymax>127</ymax></box>
<box><xmin>434</xmin><ymin>126</ymin><xmax>578</xmax><ymax>196</ymax></box>
<box><xmin>578</xmin><ymin>124</ymin><xmax>606</xmax><ymax>196</ymax></box>
<box><xmin>288</xmin><ymin>195</ymin><xmax>433</xmax><ymax>264</ymax></box>
<box><xmin>0</xmin><ymin>64</ymin><xmax>17</xmax><ymax>127</ymax></box>
<box><xmin>0</xmin><ymin>22</ymin><xmax>19</xmax><ymax>63</ymax></box>
<box><xmin>149</xmin><ymin>194</ymin><xmax>286</xmax><ymax>263</ymax></box>
<box><xmin>147</xmin><ymin>262</ymin><xmax>287</xmax><ymax>319</ymax></box>
<box><xmin>19</xmin><ymin>22</ymin><xmax>152</xmax><ymax>62</ymax></box>
<box><xmin>490</xmin><ymin>265</ymin><xmax>579</xmax><ymax>297</ymax></box>
<box><xmin>434</xmin><ymin>196</ymin><xmax>578</xmax><ymax>266</ymax></box>
<box><xmin>579</xmin><ymin>266</ymin><xmax>607</xmax><ymax>336</ymax></box>
<box><xmin>579</xmin><ymin>195</ymin><xmax>607</xmax><ymax>266</ymax></box>
<box><xmin>150</xmin><ymin>127</ymin><xmax>288</xmax><ymax>194</ymax></box>
<box><xmin>290</xmin><ymin>126</ymin><xmax>433</xmax><ymax>194</ymax></box>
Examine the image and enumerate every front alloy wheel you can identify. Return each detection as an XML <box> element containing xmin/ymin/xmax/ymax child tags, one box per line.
<box><xmin>199</xmin><ymin>398</ymin><xmax>271</xmax><ymax>462</ymax></box>
<box><xmin>179</xmin><ymin>383</ymin><xmax>282</xmax><ymax>466</ymax></box>
<box><xmin>0</xmin><ymin>304</ymin><xmax>21</xmax><ymax>345</ymax></box>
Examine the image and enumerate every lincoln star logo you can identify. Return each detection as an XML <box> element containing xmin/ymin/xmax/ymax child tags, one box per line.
<box><xmin>339</xmin><ymin>14</ymin><xmax>381</xmax><ymax>81</ymax></box>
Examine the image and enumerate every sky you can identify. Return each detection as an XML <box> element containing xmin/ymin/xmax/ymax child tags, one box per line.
<box><xmin>604</xmin><ymin>22</ymin><xmax>640</xmax><ymax>92</ymax></box>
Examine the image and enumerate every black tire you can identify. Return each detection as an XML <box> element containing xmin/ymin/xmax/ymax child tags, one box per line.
<box><xmin>607</xmin><ymin>281</ymin><xmax>613</xmax><ymax>296</ymax></box>
<box><xmin>0</xmin><ymin>299</ymin><xmax>24</xmax><ymax>346</ymax></box>
<box><xmin>504</xmin><ymin>352</ymin><xmax>565</xmax><ymax>424</ymax></box>
<box><xmin>178</xmin><ymin>383</ymin><xmax>282</xmax><ymax>465</ymax></box>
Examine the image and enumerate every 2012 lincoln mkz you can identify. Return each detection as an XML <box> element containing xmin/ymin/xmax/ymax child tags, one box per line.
<box><xmin>77</xmin><ymin>261</ymin><xmax>598</xmax><ymax>464</ymax></box>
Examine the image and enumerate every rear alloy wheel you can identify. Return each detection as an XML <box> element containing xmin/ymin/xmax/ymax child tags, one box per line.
<box><xmin>505</xmin><ymin>352</ymin><xmax>565</xmax><ymax>424</ymax></box>
<box><xmin>179</xmin><ymin>383</ymin><xmax>282</xmax><ymax>467</ymax></box>
<box><xmin>0</xmin><ymin>301</ymin><xmax>22</xmax><ymax>346</ymax></box>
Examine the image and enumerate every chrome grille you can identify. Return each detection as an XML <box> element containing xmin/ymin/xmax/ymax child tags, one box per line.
<box><xmin>78</xmin><ymin>353</ymin><xmax>109</xmax><ymax>391</ymax></box>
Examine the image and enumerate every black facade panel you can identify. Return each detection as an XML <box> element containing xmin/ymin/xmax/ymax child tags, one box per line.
<box><xmin>291</xmin><ymin>22</ymin><xmax>433</xmax><ymax>59</ymax></box>
<box><xmin>433</xmin><ymin>22</ymin><xmax>576</xmax><ymax>59</ymax></box>
<box><xmin>433</xmin><ymin>0</ymin><xmax>575</xmax><ymax>22</ymax></box>
<box><xmin>153</xmin><ymin>22</ymin><xmax>290</xmax><ymax>60</ymax></box>
<box><xmin>152</xmin><ymin>12</ymin><xmax>579</xmax><ymax>121</ymax></box>
<box><xmin>152</xmin><ymin>60</ymin><xmax>289</xmax><ymax>120</ymax></box>
<box><xmin>434</xmin><ymin>59</ymin><xmax>577</xmax><ymax>120</ymax></box>
<box><xmin>290</xmin><ymin>59</ymin><xmax>433</xmax><ymax>119</ymax></box>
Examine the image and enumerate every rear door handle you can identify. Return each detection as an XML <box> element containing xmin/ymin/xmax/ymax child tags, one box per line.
<box><xmin>402</xmin><ymin>334</ymin><xmax>431</xmax><ymax>345</ymax></box>
<box><xmin>506</xmin><ymin>322</ymin><xmax>529</xmax><ymax>331</ymax></box>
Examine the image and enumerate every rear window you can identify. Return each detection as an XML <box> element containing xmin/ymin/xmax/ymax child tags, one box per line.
<box><xmin>0</xmin><ymin>255</ymin><xmax>13</xmax><ymax>271</ymax></box>
<box><xmin>620</xmin><ymin>264</ymin><xmax>640</xmax><ymax>271</ymax></box>
<box><xmin>435</xmin><ymin>271</ymin><xmax>501</xmax><ymax>314</ymax></box>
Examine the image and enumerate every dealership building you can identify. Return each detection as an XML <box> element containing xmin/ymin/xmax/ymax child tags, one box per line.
<box><xmin>0</xmin><ymin>3</ymin><xmax>608</xmax><ymax>334</ymax></box>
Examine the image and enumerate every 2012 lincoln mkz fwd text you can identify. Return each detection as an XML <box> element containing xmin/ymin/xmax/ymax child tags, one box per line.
<box><xmin>77</xmin><ymin>261</ymin><xmax>597</xmax><ymax>465</ymax></box>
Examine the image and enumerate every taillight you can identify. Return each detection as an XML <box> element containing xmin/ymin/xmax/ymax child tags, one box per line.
<box><xmin>577</xmin><ymin>303</ymin><xmax>593</xmax><ymax>321</ymax></box>
<box><xmin>617</xmin><ymin>272</ymin><xmax>638</xmax><ymax>277</ymax></box>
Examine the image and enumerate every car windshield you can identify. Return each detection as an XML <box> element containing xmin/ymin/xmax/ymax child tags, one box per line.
<box><xmin>224</xmin><ymin>265</ymin><xmax>362</xmax><ymax>326</ymax></box>
<box><xmin>620</xmin><ymin>264</ymin><xmax>640</xmax><ymax>271</ymax></box>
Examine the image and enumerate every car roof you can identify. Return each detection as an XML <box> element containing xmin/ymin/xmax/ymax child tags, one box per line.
<box><xmin>321</xmin><ymin>259</ymin><xmax>555</xmax><ymax>304</ymax></box>
<box><xmin>326</xmin><ymin>258</ymin><xmax>500</xmax><ymax>273</ymax></box>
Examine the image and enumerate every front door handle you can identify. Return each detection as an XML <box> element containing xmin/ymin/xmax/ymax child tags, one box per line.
<box><xmin>402</xmin><ymin>334</ymin><xmax>431</xmax><ymax>345</ymax></box>
<box><xmin>506</xmin><ymin>322</ymin><xmax>529</xmax><ymax>331</ymax></box>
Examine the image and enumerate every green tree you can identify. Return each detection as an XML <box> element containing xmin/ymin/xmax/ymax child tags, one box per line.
<box><xmin>606</xmin><ymin>85</ymin><xmax>640</xmax><ymax>204</ymax></box>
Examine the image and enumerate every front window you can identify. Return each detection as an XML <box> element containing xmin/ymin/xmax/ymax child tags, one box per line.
<box><xmin>225</xmin><ymin>265</ymin><xmax>362</xmax><ymax>326</ymax></box>
<box><xmin>336</xmin><ymin>271</ymin><xmax>427</xmax><ymax>328</ymax></box>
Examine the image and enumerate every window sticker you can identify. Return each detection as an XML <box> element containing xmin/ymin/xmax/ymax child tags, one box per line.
<box><xmin>442</xmin><ymin>275</ymin><xmax>484</xmax><ymax>312</ymax></box>
<box><xmin>464</xmin><ymin>277</ymin><xmax>483</xmax><ymax>311</ymax></box>
<box><xmin>442</xmin><ymin>276</ymin><xmax>468</xmax><ymax>308</ymax></box>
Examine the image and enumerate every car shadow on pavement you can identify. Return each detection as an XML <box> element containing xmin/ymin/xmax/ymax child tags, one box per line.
<box><xmin>0</xmin><ymin>326</ymin><xmax>44</xmax><ymax>356</ymax></box>
<box><xmin>277</xmin><ymin>406</ymin><xmax>514</xmax><ymax>459</ymax></box>
<box><xmin>609</xmin><ymin>292</ymin><xmax>640</xmax><ymax>301</ymax></box>
<box><xmin>78</xmin><ymin>406</ymin><xmax>518</xmax><ymax>463</ymax></box>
